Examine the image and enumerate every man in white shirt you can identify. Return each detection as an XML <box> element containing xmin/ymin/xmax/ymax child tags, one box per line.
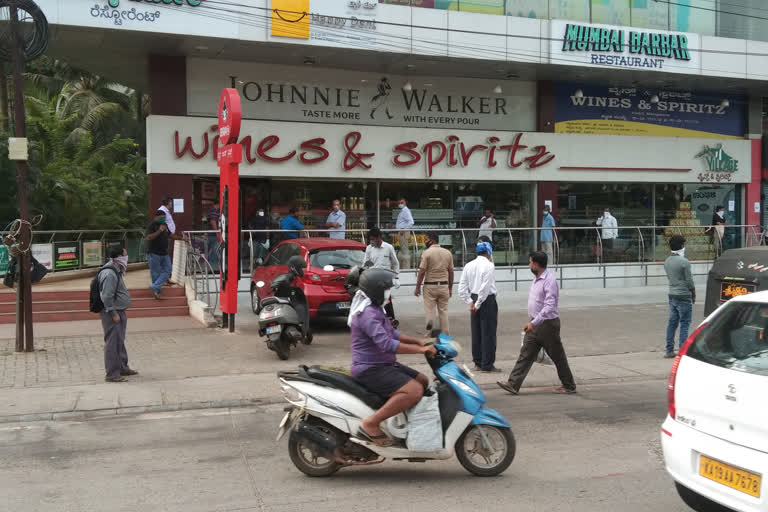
<box><xmin>396</xmin><ymin>197</ymin><xmax>415</xmax><ymax>269</ymax></box>
<box><xmin>596</xmin><ymin>207</ymin><xmax>618</xmax><ymax>262</ymax></box>
<box><xmin>326</xmin><ymin>199</ymin><xmax>346</xmax><ymax>239</ymax></box>
<box><xmin>158</xmin><ymin>197</ymin><xmax>176</xmax><ymax>234</ymax></box>
<box><xmin>458</xmin><ymin>241</ymin><xmax>499</xmax><ymax>373</ymax></box>
<box><xmin>478</xmin><ymin>208</ymin><xmax>497</xmax><ymax>241</ymax></box>
<box><xmin>364</xmin><ymin>227</ymin><xmax>400</xmax><ymax>321</ymax></box>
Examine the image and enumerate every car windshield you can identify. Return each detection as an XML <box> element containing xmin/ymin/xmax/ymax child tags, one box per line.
<box><xmin>687</xmin><ymin>301</ymin><xmax>768</xmax><ymax>376</ymax></box>
<box><xmin>309</xmin><ymin>249</ymin><xmax>364</xmax><ymax>270</ymax></box>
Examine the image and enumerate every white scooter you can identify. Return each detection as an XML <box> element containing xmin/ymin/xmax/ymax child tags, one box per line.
<box><xmin>276</xmin><ymin>327</ymin><xmax>515</xmax><ymax>477</ymax></box>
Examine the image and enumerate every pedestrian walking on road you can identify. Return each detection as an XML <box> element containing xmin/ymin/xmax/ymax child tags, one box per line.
<box><xmin>146</xmin><ymin>210</ymin><xmax>173</xmax><ymax>299</ymax></box>
<box><xmin>365</xmin><ymin>227</ymin><xmax>400</xmax><ymax>320</ymax></box>
<box><xmin>98</xmin><ymin>245</ymin><xmax>137</xmax><ymax>382</ymax></box>
<box><xmin>663</xmin><ymin>235</ymin><xmax>695</xmax><ymax>358</ymax></box>
<box><xmin>415</xmin><ymin>232</ymin><xmax>454</xmax><ymax>334</ymax></box>
<box><xmin>458</xmin><ymin>241</ymin><xmax>499</xmax><ymax>373</ymax></box>
<box><xmin>540</xmin><ymin>205</ymin><xmax>556</xmax><ymax>265</ymax></box>
<box><xmin>326</xmin><ymin>199</ymin><xmax>347</xmax><ymax>239</ymax></box>
<box><xmin>396</xmin><ymin>197</ymin><xmax>415</xmax><ymax>269</ymax></box>
<box><xmin>498</xmin><ymin>251</ymin><xmax>577</xmax><ymax>395</ymax></box>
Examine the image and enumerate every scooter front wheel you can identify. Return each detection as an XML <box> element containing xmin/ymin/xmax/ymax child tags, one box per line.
<box><xmin>455</xmin><ymin>425</ymin><xmax>515</xmax><ymax>477</ymax></box>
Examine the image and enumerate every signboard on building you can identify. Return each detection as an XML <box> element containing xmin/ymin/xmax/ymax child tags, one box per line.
<box><xmin>550</xmin><ymin>20</ymin><xmax>700</xmax><ymax>74</ymax></box>
<box><xmin>147</xmin><ymin>115</ymin><xmax>753</xmax><ymax>184</ymax></box>
<box><xmin>82</xmin><ymin>241</ymin><xmax>104</xmax><ymax>267</ymax></box>
<box><xmin>54</xmin><ymin>242</ymin><xmax>80</xmax><ymax>270</ymax></box>
<box><xmin>31</xmin><ymin>244</ymin><xmax>54</xmax><ymax>270</ymax></box>
<box><xmin>555</xmin><ymin>83</ymin><xmax>744</xmax><ymax>139</ymax></box>
<box><xmin>187</xmin><ymin>59</ymin><xmax>536</xmax><ymax>132</ymax></box>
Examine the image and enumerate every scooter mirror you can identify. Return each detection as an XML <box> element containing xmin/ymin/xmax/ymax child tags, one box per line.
<box><xmin>256</xmin><ymin>281</ymin><xmax>265</xmax><ymax>288</ymax></box>
<box><xmin>323</xmin><ymin>265</ymin><xmax>334</xmax><ymax>272</ymax></box>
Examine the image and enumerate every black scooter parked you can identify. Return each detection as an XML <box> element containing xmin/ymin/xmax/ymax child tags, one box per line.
<box><xmin>256</xmin><ymin>255</ymin><xmax>313</xmax><ymax>360</ymax></box>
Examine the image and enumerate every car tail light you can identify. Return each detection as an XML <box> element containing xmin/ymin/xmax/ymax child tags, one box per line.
<box><xmin>667</xmin><ymin>322</ymin><xmax>707</xmax><ymax>420</ymax></box>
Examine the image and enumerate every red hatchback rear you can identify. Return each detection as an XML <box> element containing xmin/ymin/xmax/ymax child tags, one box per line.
<box><xmin>250</xmin><ymin>238</ymin><xmax>366</xmax><ymax>319</ymax></box>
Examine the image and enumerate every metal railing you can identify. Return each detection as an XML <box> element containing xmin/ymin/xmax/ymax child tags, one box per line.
<box><xmin>0</xmin><ymin>229</ymin><xmax>147</xmax><ymax>274</ymax></box>
<box><xmin>180</xmin><ymin>224</ymin><xmax>764</xmax><ymax>282</ymax></box>
<box><xmin>182</xmin><ymin>233</ymin><xmax>219</xmax><ymax>311</ymax></box>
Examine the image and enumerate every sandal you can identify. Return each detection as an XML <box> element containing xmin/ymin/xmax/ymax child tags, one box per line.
<box><xmin>357</xmin><ymin>427</ymin><xmax>393</xmax><ymax>447</ymax></box>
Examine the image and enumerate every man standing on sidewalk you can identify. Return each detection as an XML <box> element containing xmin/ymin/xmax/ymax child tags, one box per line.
<box><xmin>541</xmin><ymin>205</ymin><xmax>556</xmax><ymax>264</ymax></box>
<box><xmin>396</xmin><ymin>197</ymin><xmax>415</xmax><ymax>269</ymax></box>
<box><xmin>326</xmin><ymin>199</ymin><xmax>347</xmax><ymax>239</ymax></box>
<box><xmin>596</xmin><ymin>207</ymin><xmax>619</xmax><ymax>262</ymax></box>
<box><xmin>664</xmin><ymin>235</ymin><xmax>695</xmax><ymax>358</ymax></box>
<box><xmin>458</xmin><ymin>241</ymin><xmax>499</xmax><ymax>373</ymax></box>
<box><xmin>415</xmin><ymin>232</ymin><xmax>454</xmax><ymax>334</ymax></box>
<box><xmin>146</xmin><ymin>210</ymin><xmax>172</xmax><ymax>299</ymax></box>
<box><xmin>99</xmin><ymin>245</ymin><xmax>137</xmax><ymax>382</ymax></box>
<box><xmin>498</xmin><ymin>251</ymin><xmax>576</xmax><ymax>395</ymax></box>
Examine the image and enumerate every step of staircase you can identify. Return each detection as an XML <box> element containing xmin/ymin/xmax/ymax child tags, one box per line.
<box><xmin>0</xmin><ymin>286</ymin><xmax>189</xmax><ymax>323</ymax></box>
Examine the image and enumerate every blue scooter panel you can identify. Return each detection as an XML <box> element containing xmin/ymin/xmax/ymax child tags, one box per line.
<box><xmin>472</xmin><ymin>406</ymin><xmax>511</xmax><ymax>428</ymax></box>
<box><xmin>437</xmin><ymin>361</ymin><xmax>486</xmax><ymax>416</ymax></box>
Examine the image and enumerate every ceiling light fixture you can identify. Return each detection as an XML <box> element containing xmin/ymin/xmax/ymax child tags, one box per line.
<box><xmin>721</xmin><ymin>99</ymin><xmax>730</xmax><ymax>108</ymax></box>
<box><xmin>194</xmin><ymin>45</ymin><xmax>208</xmax><ymax>51</ymax></box>
<box><xmin>573</xmin><ymin>89</ymin><xmax>584</xmax><ymax>99</ymax></box>
<box><xmin>402</xmin><ymin>81</ymin><xmax>413</xmax><ymax>91</ymax></box>
<box><xmin>493</xmin><ymin>84</ymin><xmax>503</xmax><ymax>94</ymax></box>
<box><xmin>650</xmin><ymin>95</ymin><xmax>660</xmax><ymax>104</ymax></box>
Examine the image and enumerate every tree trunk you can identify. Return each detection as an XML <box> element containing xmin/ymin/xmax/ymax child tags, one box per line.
<box><xmin>0</xmin><ymin>63</ymin><xmax>9</xmax><ymax>132</ymax></box>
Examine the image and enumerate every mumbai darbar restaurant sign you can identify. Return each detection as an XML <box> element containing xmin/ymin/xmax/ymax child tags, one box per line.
<box><xmin>174</xmin><ymin>125</ymin><xmax>555</xmax><ymax>177</ymax></box>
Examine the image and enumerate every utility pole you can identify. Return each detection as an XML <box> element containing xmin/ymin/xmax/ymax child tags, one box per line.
<box><xmin>9</xmin><ymin>4</ymin><xmax>34</xmax><ymax>352</ymax></box>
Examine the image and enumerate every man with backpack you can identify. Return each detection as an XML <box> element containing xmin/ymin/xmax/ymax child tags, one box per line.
<box><xmin>92</xmin><ymin>245</ymin><xmax>137</xmax><ymax>382</ymax></box>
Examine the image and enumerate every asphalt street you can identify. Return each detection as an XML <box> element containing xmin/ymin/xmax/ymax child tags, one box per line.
<box><xmin>1</xmin><ymin>379</ymin><xmax>689</xmax><ymax>512</ymax></box>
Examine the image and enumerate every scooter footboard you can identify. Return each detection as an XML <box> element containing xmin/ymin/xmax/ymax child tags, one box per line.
<box><xmin>472</xmin><ymin>406</ymin><xmax>510</xmax><ymax>428</ymax></box>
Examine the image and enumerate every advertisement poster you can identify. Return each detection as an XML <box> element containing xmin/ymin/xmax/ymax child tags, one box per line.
<box><xmin>82</xmin><ymin>241</ymin><xmax>103</xmax><ymax>267</ymax></box>
<box><xmin>54</xmin><ymin>242</ymin><xmax>80</xmax><ymax>270</ymax></box>
<box><xmin>0</xmin><ymin>246</ymin><xmax>8</xmax><ymax>277</ymax></box>
<box><xmin>555</xmin><ymin>83</ymin><xmax>745</xmax><ymax>139</ymax></box>
<box><xmin>31</xmin><ymin>243</ymin><xmax>54</xmax><ymax>270</ymax></box>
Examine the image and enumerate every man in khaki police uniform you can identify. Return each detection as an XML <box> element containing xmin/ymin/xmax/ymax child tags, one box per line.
<box><xmin>414</xmin><ymin>232</ymin><xmax>454</xmax><ymax>334</ymax></box>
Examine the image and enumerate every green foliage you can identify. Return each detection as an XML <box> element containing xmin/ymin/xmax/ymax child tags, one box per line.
<box><xmin>1</xmin><ymin>57</ymin><xmax>148</xmax><ymax>230</ymax></box>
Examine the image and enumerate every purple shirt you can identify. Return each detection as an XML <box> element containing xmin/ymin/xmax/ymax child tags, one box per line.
<box><xmin>527</xmin><ymin>269</ymin><xmax>559</xmax><ymax>325</ymax></box>
<box><xmin>350</xmin><ymin>305</ymin><xmax>401</xmax><ymax>376</ymax></box>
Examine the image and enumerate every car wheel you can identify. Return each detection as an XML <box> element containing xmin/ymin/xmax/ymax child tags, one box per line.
<box><xmin>675</xmin><ymin>482</ymin><xmax>733</xmax><ymax>512</ymax></box>
<box><xmin>251</xmin><ymin>286</ymin><xmax>261</xmax><ymax>315</ymax></box>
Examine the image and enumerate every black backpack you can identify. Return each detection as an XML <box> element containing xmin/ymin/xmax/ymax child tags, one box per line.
<box><xmin>89</xmin><ymin>266</ymin><xmax>120</xmax><ymax>313</ymax></box>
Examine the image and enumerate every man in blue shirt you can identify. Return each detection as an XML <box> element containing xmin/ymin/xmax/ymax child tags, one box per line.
<box><xmin>280</xmin><ymin>207</ymin><xmax>304</xmax><ymax>239</ymax></box>
<box><xmin>325</xmin><ymin>199</ymin><xmax>346</xmax><ymax>239</ymax></box>
<box><xmin>540</xmin><ymin>205</ymin><xmax>556</xmax><ymax>265</ymax></box>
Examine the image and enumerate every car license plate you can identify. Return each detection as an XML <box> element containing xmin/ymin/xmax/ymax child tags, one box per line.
<box><xmin>699</xmin><ymin>455</ymin><xmax>762</xmax><ymax>498</ymax></box>
<box><xmin>266</xmin><ymin>324</ymin><xmax>282</xmax><ymax>335</ymax></box>
<box><xmin>336</xmin><ymin>302</ymin><xmax>351</xmax><ymax>310</ymax></box>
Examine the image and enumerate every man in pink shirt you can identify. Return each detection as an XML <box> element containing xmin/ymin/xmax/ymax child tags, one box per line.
<box><xmin>497</xmin><ymin>251</ymin><xmax>576</xmax><ymax>395</ymax></box>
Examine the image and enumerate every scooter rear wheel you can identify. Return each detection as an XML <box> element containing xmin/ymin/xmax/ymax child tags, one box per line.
<box><xmin>455</xmin><ymin>425</ymin><xmax>515</xmax><ymax>477</ymax></box>
<box><xmin>288</xmin><ymin>422</ymin><xmax>341</xmax><ymax>477</ymax></box>
<box><xmin>275</xmin><ymin>336</ymin><xmax>291</xmax><ymax>360</ymax></box>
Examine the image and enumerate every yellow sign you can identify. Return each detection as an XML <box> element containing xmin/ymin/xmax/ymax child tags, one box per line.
<box><xmin>700</xmin><ymin>455</ymin><xmax>761</xmax><ymax>498</ymax></box>
<box><xmin>271</xmin><ymin>0</ymin><xmax>310</xmax><ymax>39</ymax></box>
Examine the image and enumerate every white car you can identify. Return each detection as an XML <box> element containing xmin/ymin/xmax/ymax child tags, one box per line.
<box><xmin>662</xmin><ymin>291</ymin><xmax>768</xmax><ymax>511</ymax></box>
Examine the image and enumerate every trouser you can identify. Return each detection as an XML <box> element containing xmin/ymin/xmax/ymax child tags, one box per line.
<box><xmin>398</xmin><ymin>230</ymin><xmax>411</xmax><ymax>269</ymax></box>
<box><xmin>207</xmin><ymin>234</ymin><xmax>220</xmax><ymax>270</ymax></box>
<box><xmin>100</xmin><ymin>310</ymin><xmax>129</xmax><ymax>380</ymax></box>
<box><xmin>541</xmin><ymin>242</ymin><xmax>554</xmax><ymax>265</ymax></box>
<box><xmin>148</xmin><ymin>252</ymin><xmax>172</xmax><ymax>293</ymax></box>
<box><xmin>470</xmin><ymin>294</ymin><xmax>497</xmax><ymax>370</ymax></box>
<box><xmin>666</xmin><ymin>296</ymin><xmax>693</xmax><ymax>354</ymax></box>
<box><xmin>602</xmin><ymin>238</ymin><xmax>614</xmax><ymax>262</ymax></box>
<box><xmin>423</xmin><ymin>285</ymin><xmax>450</xmax><ymax>334</ymax></box>
<box><xmin>506</xmin><ymin>318</ymin><xmax>576</xmax><ymax>392</ymax></box>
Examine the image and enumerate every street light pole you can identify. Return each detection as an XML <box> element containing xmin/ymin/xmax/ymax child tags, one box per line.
<box><xmin>9</xmin><ymin>4</ymin><xmax>34</xmax><ymax>352</ymax></box>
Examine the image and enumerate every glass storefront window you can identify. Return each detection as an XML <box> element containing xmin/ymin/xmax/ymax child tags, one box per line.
<box><xmin>591</xmin><ymin>0</ymin><xmax>630</xmax><ymax>26</ymax></box>
<box><xmin>556</xmin><ymin>182</ymin><xmax>652</xmax><ymax>264</ymax></box>
<box><xmin>631</xmin><ymin>0</ymin><xmax>669</xmax><ymax>30</ymax></box>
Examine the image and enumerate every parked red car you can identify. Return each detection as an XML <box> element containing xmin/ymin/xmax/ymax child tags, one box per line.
<box><xmin>250</xmin><ymin>238</ymin><xmax>366</xmax><ymax>319</ymax></box>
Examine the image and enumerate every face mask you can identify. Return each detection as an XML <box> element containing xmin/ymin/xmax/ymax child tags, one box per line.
<box><xmin>115</xmin><ymin>255</ymin><xmax>129</xmax><ymax>274</ymax></box>
<box><xmin>158</xmin><ymin>217</ymin><xmax>166</xmax><ymax>224</ymax></box>
<box><xmin>258</xmin><ymin>211</ymin><xmax>264</xmax><ymax>217</ymax></box>
<box><xmin>672</xmin><ymin>248</ymin><xmax>686</xmax><ymax>258</ymax></box>
<box><xmin>543</xmin><ymin>211</ymin><xmax>549</xmax><ymax>216</ymax></box>
<box><xmin>717</xmin><ymin>211</ymin><xmax>724</xmax><ymax>218</ymax></box>
<box><xmin>604</xmin><ymin>212</ymin><xmax>610</xmax><ymax>217</ymax></box>
<box><xmin>398</xmin><ymin>203</ymin><xmax>405</xmax><ymax>209</ymax></box>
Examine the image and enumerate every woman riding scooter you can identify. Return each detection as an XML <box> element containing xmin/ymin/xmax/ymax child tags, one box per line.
<box><xmin>348</xmin><ymin>268</ymin><xmax>436</xmax><ymax>447</ymax></box>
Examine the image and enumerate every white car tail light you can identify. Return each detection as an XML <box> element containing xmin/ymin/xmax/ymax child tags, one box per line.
<box><xmin>667</xmin><ymin>322</ymin><xmax>707</xmax><ymax>420</ymax></box>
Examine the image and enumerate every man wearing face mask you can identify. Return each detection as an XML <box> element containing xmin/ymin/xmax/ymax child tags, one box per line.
<box><xmin>326</xmin><ymin>199</ymin><xmax>347</xmax><ymax>239</ymax></box>
<box><xmin>364</xmin><ymin>227</ymin><xmax>400</xmax><ymax>320</ymax></box>
<box><xmin>415</xmin><ymin>232</ymin><xmax>454</xmax><ymax>335</ymax></box>
<box><xmin>98</xmin><ymin>245</ymin><xmax>137</xmax><ymax>382</ymax></box>
<box><xmin>663</xmin><ymin>235</ymin><xmax>695</xmax><ymax>358</ymax></box>
<box><xmin>146</xmin><ymin>210</ymin><xmax>173</xmax><ymax>299</ymax></box>
<box><xmin>458</xmin><ymin>241</ymin><xmax>499</xmax><ymax>373</ymax></box>
<box><xmin>540</xmin><ymin>205</ymin><xmax>556</xmax><ymax>265</ymax></box>
<box><xmin>498</xmin><ymin>251</ymin><xmax>576</xmax><ymax>395</ymax></box>
<box><xmin>595</xmin><ymin>207</ymin><xmax>619</xmax><ymax>262</ymax></box>
<box><xmin>396</xmin><ymin>197</ymin><xmax>415</xmax><ymax>269</ymax></box>
<box><xmin>705</xmin><ymin>205</ymin><xmax>727</xmax><ymax>257</ymax></box>
<box><xmin>248</xmin><ymin>207</ymin><xmax>270</xmax><ymax>263</ymax></box>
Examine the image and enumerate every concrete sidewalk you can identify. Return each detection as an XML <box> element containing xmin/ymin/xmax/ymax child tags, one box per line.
<box><xmin>0</xmin><ymin>285</ymin><xmax>696</xmax><ymax>423</ymax></box>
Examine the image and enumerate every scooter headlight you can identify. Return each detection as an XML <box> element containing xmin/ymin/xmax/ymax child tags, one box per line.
<box><xmin>281</xmin><ymin>384</ymin><xmax>306</xmax><ymax>404</ymax></box>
